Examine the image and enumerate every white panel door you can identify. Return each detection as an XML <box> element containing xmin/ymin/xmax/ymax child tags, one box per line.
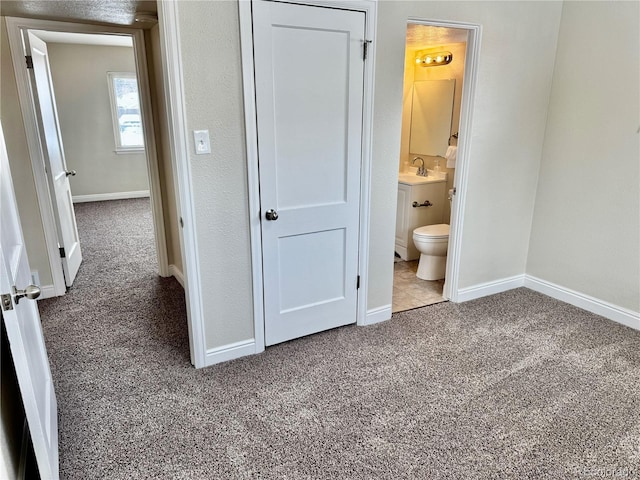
<box><xmin>26</xmin><ymin>31</ymin><xmax>82</xmax><ymax>287</ymax></box>
<box><xmin>0</xmin><ymin>125</ymin><xmax>59</xmax><ymax>480</ymax></box>
<box><xmin>253</xmin><ymin>1</ymin><xmax>365</xmax><ymax>346</ymax></box>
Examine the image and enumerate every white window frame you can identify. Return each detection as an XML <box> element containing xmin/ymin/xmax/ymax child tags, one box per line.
<box><xmin>107</xmin><ymin>71</ymin><xmax>145</xmax><ymax>153</ymax></box>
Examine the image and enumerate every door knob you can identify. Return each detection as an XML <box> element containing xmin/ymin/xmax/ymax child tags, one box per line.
<box><xmin>12</xmin><ymin>285</ymin><xmax>41</xmax><ymax>305</ymax></box>
<box><xmin>265</xmin><ymin>209</ymin><xmax>279</xmax><ymax>221</ymax></box>
<box><xmin>65</xmin><ymin>170</ymin><xmax>76</xmax><ymax>177</ymax></box>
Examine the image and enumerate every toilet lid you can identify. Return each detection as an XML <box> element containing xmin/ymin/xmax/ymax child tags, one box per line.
<box><xmin>413</xmin><ymin>224</ymin><xmax>449</xmax><ymax>238</ymax></box>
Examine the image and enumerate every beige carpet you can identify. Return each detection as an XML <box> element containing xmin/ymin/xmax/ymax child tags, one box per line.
<box><xmin>38</xmin><ymin>199</ymin><xmax>640</xmax><ymax>479</ymax></box>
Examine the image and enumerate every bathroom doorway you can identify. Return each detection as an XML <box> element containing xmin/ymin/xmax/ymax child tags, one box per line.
<box><xmin>393</xmin><ymin>22</ymin><xmax>473</xmax><ymax>313</ymax></box>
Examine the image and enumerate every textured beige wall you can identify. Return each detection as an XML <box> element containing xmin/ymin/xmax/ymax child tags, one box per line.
<box><xmin>46</xmin><ymin>43</ymin><xmax>149</xmax><ymax>196</ymax></box>
<box><xmin>1</xmin><ymin>19</ymin><xmax>53</xmax><ymax>286</ymax></box>
<box><xmin>527</xmin><ymin>2</ymin><xmax>640</xmax><ymax>312</ymax></box>
<box><xmin>147</xmin><ymin>25</ymin><xmax>182</xmax><ymax>273</ymax></box>
<box><xmin>369</xmin><ymin>1</ymin><xmax>562</xmax><ymax>309</ymax></box>
<box><xmin>177</xmin><ymin>0</ymin><xmax>254</xmax><ymax>349</ymax></box>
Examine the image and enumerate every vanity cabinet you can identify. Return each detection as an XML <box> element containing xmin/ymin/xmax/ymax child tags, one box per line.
<box><xmin>395</xmin><ymin>177</ymin><xmax>446</xmax><ymax>260</ymax></box>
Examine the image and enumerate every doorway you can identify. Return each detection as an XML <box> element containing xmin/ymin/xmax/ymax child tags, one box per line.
<box><xmin>5</xmin><ymin>17</ymin><xmax>193</xmax><ymax>360</ymax></box>
<box><xmin>393</xmin><ymin>20</ymin><xmax>481</xmax><ymax>312</ymax></box>
<box><xmin>5</xmin><ymin>17</ymin><xmax>169</xmax><ymax>298</ymax></box>
<box><xmin>29</xmin><ymin>29</ymin><xmax>156</xmax><ymax>270</ymax></box>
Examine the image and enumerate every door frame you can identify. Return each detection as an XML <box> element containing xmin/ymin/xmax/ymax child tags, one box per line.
<box><xmin>239</xmin><ymin>0</ymin><xmax>378</xmax><ymax>350</ymax></box>
<box><xmin>5</xmin><ymin>17</ymin><xmax>170</xmax><ymax>298</ymax></box>
<box><xmin>403</xmin><ymin>18</ymin><xmax>483</xmax><ymax>302</ymax></box>
<box><xmin>156</xmin><ymin>2</ymin><xmax>207</xmax><ymax>367</ymax></box>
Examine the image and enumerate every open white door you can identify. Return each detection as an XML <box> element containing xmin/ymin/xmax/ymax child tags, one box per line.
<box><xmin>253</xmin><ymin>1</ymin><xmax>366</xmax><ymax>345</ymax></box>
<box><xmin>0</xmin><ymin>125</ymin><xmax>59</xmax><ymax>479</ymax></box>
<box><xmin>24</xmin><ymin>31</ymin><xmax>82</xmax><ymax>287</ymax></box>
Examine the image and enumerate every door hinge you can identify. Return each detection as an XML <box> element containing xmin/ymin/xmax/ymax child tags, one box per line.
<box><xmin>59</xmin><ymin>247</ymin><xmax>66</xmax><ymax>258</ymax></box>
<box><xmin>179</xmin><ymin>217</ymin><xmax>184</xmax><ymax>228</ymax></box>
<box><xmin>363</xmin><ymin>40</ymin><xmax>372</xmax><ymax>61</ymax></box>
<box><xmin>25</xmin><ymin>55</ymin><xmax>33</xmax><ymax>69</ymax></box>
<box><xmin>357</xmin><ymin>275</ymin><xmax>361</xmax><ymax>289</ymax></box>
<box><xmin>1</xmin><ymin>293</ymin><xmax>13</xmax><ymax>311</ymax></box>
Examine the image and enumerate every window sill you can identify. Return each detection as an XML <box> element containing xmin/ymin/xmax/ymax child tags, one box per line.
<box><xmin>114</xmin><ymin>148</ymin><xmax>145</xmax><ymax>155</ymax></box>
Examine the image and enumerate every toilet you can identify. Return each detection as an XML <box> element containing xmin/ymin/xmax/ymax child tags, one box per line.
<box><xmin>412</xmin><ymin>224</ymin><xmax>450</xmax><ymax>280</ymax></box>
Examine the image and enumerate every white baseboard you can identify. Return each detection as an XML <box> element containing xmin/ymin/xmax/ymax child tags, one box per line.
<box><xmin>524</xmin><ymin>275</ymin><xmax>640</xmax><ymax>331</ymax></box>
<box><xmin>203</xmin><ymin>339</ymin><xmax>257</xmax><ymax>367</ymax></box>
<box><xmin>454</xmin><ymin>274</ymin><xmax>525</xmax><ymax>302</ymax></box>
<box><xmin>37</xmin><ymin>284</ymin><xmax>57</xmax><ymax>300</ymax></box>
<box><xmin>168</xmin><ymin>264</ymin><xmax>184</xmax><ymax>288</ymax></box>
<box><xmin>72</xmin><ymin>190</ymin><xmax>150</xmax><ymax>203</ymax></box>
<box><xmin>362</xmin><ymin>304</ymin><xmax>392</xmax><ymax>326</ymax></box>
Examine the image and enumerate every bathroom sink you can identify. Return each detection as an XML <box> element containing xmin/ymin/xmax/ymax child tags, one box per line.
<box><xmin>426</xmin><ymin>169</ymin><xmax>447</xmax><ymax>180</ymax></box>
<box><xmin>398</xmin><ymin>171</ymin><xmax>447</xmax><ymax>185</ymax></box>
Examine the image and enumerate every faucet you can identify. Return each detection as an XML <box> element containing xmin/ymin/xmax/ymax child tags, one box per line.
<box><xmin>412</xmin><ymin>156</ymin><xmax>427</xmax><ymax>176</ymax></box>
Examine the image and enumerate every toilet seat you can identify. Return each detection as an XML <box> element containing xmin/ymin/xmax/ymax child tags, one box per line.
<box><xmin>413</xmin><ymin>224</ymin><xmax>449</xmax><ymax>239</ymax></box>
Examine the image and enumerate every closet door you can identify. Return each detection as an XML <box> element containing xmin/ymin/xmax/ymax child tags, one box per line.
<box><xmin>253</xmin><ymin>0</ymin><xmax>366</xmax><ymax>345</ymax></box>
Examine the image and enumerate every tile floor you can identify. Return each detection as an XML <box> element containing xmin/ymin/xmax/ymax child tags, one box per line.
<box><xmin>393</xmin><ymin>259</ymin><xmax>447</xmax><ymax>313</ymax></box>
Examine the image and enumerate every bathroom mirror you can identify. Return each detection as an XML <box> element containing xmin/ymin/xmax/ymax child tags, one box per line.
<box><xmin>409</xmin><ymin>79</ymin><xmax>455</xmax><ymax>157</ymax></box>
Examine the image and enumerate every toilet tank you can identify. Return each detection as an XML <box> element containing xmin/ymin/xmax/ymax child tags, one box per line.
<box><xmin>395</xmin><ymin>179</ymin><xmax>446</xmax><ymax>260</ymax></box>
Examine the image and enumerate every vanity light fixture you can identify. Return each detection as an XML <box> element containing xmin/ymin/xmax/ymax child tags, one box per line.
<box><xmin>415</xmin><ymin>51</ymin><xmax>453</xmax><ymax>67</ymax></box>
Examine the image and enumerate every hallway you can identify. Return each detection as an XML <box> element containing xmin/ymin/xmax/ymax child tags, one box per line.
<box><xmin>38</xmin><ymin>199</ymin><xmax>189</xmax><ymax>477</ymax></box>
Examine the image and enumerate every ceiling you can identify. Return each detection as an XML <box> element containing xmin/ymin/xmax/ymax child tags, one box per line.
<box><xmin>0</xmin><ymin>0</ymin><xmax>157</xmax><ymax>28</ymax></box>
<box><xmin>31</xmin><ymin>29</ymin><xmax>133</xmax><ymax>47</ymax></box>
<box><xmin>406</xmin><ymin>24</ymin><xmax>468</xmax><ymax>50</ymax></box>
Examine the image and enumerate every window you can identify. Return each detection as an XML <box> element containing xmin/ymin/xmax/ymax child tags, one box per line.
<box><xmin>107</xmin><ymin>72</ymin><xmax>144</xmax><ymax>152</ymax></box>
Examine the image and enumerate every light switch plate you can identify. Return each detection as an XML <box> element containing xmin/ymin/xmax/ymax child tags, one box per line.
<box><xmin>193</xmin><ymin>130</ymin><xmax>211</xmax><ymax>155</ymax></box>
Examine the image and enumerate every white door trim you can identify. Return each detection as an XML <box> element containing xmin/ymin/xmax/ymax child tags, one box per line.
<box><xmin>404</xmin><ymin>18</ymin><xmax>483</xmax><ymax>303</ymax></box>
<box><xmin>156</xmin><ymin>1</ymin><xmax>207</xmax><ymax>367</ymax></box>
<box><xmin>238</xmin><ymin>0</ymin><xmax>266</xmax><ymax>353</ymax></box>
<box><xmin>5</xmin><ymin>17</ymin><xmax>170</xmax><ymax>290</ymax></box>
<box><xmin>5</xmin><ymin>18</ymin><xmax>65</xmax><ymax>297</ymax></box>
<box><xmin>239</xmin><ymin>0</ymin><xmax>378</xmax><ymax>349</ymax></box>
